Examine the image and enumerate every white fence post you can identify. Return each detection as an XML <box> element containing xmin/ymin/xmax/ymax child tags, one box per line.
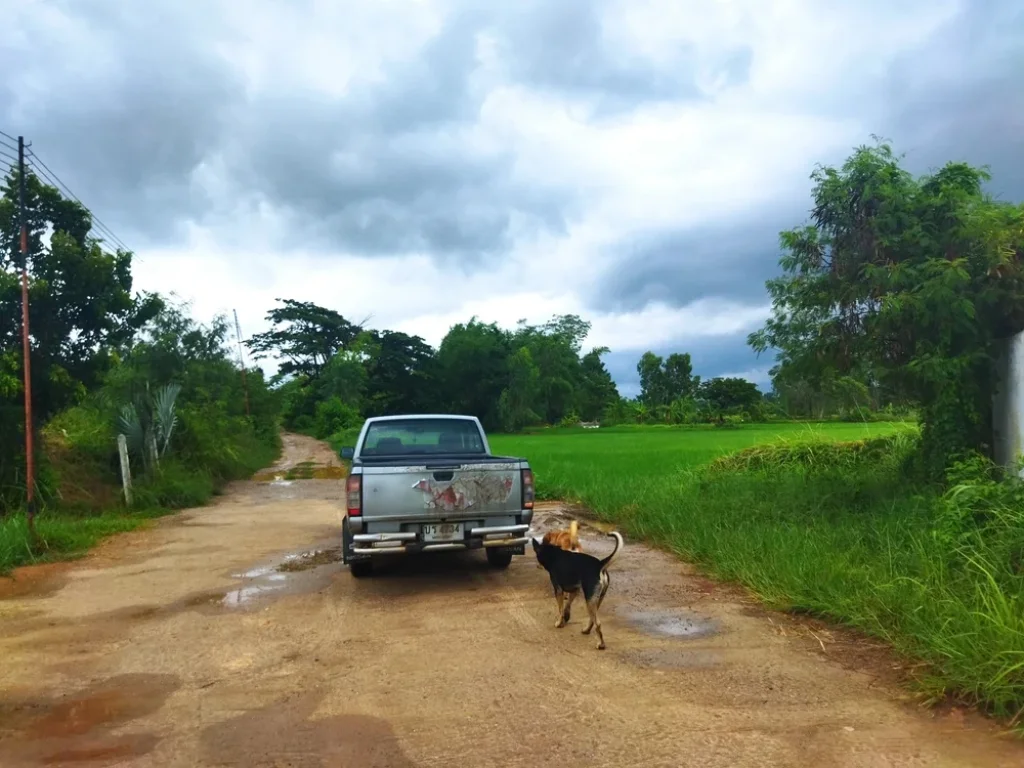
<box><xmin>117</xmin><ymin>433</ymin><xmax>133</xmax><ymax>506</ymax></box>
<box><xmin>992</xmin><ymin>330</ymin><xmax>1024</xmax><ymax>476</ymax></box>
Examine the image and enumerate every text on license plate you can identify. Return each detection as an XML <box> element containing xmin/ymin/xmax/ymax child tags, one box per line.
<box><xmin>422</xmin><ymin>523</ymin><xmax>463</xmax><ymax>542</ymax></box>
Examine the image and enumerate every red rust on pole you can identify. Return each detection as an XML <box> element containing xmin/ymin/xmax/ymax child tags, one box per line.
<box><xmin>18</xmin><ymin>136</ymin><xmax>36</xmax><ymax>532</ymax></box>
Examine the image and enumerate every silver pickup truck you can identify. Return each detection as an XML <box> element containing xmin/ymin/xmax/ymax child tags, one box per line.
<box><xmin>339</xmin><ymin>414</ymin><xmax>535</xmax><ymax>578</ymax></box>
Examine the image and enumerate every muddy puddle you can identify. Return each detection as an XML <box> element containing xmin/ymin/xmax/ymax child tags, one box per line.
<box><xmin>1</xmin><ymin>673</ymin><xmax>178</xmax><ymax>765</ymax></box>
<box><xmin>619</xmin><ymin>608</ymin><xmax>718</xmax><ymax>639</ymax></box>
<box><xmin>251</xmin><ymin>461</ymin><xmax>347</xmax><ymax>482</ymax></box>
<box><xmin>221</xmin><ymin>545</ymin><xmax>341</xmax><ymax>609</ymax></box>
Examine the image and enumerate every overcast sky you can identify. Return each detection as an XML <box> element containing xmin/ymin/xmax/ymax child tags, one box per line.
<box><xmin>2</xmin><ymin>0</ymin><xmax>1022</xmax><ymax>395</ymax></box>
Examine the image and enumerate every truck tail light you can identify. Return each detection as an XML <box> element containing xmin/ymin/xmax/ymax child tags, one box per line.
<box><xmin>521</xmin><ymin>469</ymin><xmax>535</xmax><ymax>509</ymax></box>
<box><xmin>346</xmin><ymin>474</ymin><xmax>362</xmax><ymax>517</ymax></box>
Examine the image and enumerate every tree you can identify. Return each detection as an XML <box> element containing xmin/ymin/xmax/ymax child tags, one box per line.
<box><xmin>698</xmin><ymin>377</ymin><xmax>762</xmax><ymax>415</ymax></box>
<box><xmin>362</xmin><ymin>330</ymin><xmax>437</xmax><ymax>416</ymax></box>
<box><xmin>435</xmin><ymin>318</ymin><xmax>511</xmax><ymax>430</ymax></box>
<box><xmin>0</xmin><ymin>166</ymin><xmax>159</xmax><ymax>513</ymax></box>
<box><xmin>578</xmin><ymin>347</ymin><xmax>619</xmax><ymax>421</ymax></box>
<box><xmin>246</xmin><ymin>299</ymin><xmax>362</xmax><ymax>381</ymax></box>
<box><xmin>749</xmin><ymin>140</ymin><xmax>1024</xmax><ymax>475</ymax></box>
<box><xmin>510</xmin><ymin>314</ymin><xmax>592</xmax><ymax>424</ymax></box>
<box><xmin>499</xmin><ymin>347</ymin><xmax>542</xmax><ymax>431</ymax></box>
<box><xmin>664</xmin><ymin>352</ymin><xmax>698</xmax><ymax>400</ymax></box>
<box><xmin>637</xmin><ymin>352</ymin><xmax>668</xmax><ymax>407</ymax></box>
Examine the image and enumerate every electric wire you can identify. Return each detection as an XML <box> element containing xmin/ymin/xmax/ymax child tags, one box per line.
<box><xmin>26</xmin><ymin>147</ymin><xmax>132</xmax><ymax>254</ymax></box>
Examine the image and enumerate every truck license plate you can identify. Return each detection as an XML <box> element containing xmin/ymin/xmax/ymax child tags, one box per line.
<box><xmin>422</xmin><ymin>523</ymin><xmax>463</xmax><ymax>542</ymax></box>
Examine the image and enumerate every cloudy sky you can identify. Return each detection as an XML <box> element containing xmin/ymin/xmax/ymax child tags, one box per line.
<box><xmin>2</xmin><ymin>0</ymin><xmax>1022</xmax><ymax>395</ymax></box>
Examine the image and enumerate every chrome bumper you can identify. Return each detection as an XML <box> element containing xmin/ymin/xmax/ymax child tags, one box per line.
<box><xmin>350</xmin><ymin>523</ymin><xmax>530</xmax><ymax>556</ymax></box>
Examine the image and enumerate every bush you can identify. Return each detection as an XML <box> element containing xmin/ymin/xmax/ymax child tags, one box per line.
<box><xmin>314</xmin><ymin>396</ymin><xmax>362</xmax><ymax>439</ymax></box>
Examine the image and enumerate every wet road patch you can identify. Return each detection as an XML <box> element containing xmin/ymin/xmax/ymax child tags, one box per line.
<box><xmin>619</xmin><ymin>608</ymin><xmax>718</xmax><ymax>639</ymax></box>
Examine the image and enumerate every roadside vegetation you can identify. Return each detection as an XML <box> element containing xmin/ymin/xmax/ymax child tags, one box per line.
<box><xmin>0</xmin><ymin>170</ymin><xmax>279</xmax><ymax>571</ymax></box>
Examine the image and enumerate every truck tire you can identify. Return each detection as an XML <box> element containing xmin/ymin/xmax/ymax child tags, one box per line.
<box><xmin>349</xmin><ymin>560</ymin><xmax>373</xmax><ymax>578</ymax></box>
<box><xmin>486</xmin><ymin>547</ymin><xmax>514</xmax><ymax>569</ymax></box>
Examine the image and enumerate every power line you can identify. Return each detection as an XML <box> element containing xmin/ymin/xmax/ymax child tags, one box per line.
<box><xmin>25</xmin><ymin>148</ymin><xmax>132</xmax><ymax>254</ymax></box>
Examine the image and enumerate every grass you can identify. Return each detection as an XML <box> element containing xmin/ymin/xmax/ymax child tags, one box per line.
<box><xmin>0</xmin><ymin>508</ymin><xmax>165</xmax><ymax>574</ymax></box>
<box><xmin>491</xmin><ymin>421</ymin><xmax>911</xmax><ymax>501</ymax></box>
<box><xmin>492</xmin><ymin>421</ymin><xmax>1024</xmax><ymax>726</ymax></box>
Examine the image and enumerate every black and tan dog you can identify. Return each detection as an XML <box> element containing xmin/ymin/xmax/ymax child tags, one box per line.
<box><xmin>531</xmin><ymin>531</ymin><xmax>623</xmax><ymax>650</ymax></box>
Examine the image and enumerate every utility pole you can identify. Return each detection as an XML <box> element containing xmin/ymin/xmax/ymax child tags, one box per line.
<box><xmin>18</xmin><ymin>136</ymin><xmax>36</xmax><ymax>535</ymax></box>
<box><xmin>233</xmin><ymin>309</ymin><xmax>251</xmax><ymax>419</ymax></box>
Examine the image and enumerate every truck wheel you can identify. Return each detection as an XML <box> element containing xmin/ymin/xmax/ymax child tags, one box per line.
<box><xmin>349</xmin><ymin>560</ymin><xmax>373</xmax><ymax>578</ymax></box>
<box><xmin>486</xmin><ymin>548</ymin><xmax>514</xmax><ymax>569</ymax></box>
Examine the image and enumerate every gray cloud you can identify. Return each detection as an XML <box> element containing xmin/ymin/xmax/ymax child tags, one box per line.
<box><xmin>0</xmin><ymin>0</ymin><xmax>742</xmax><ymax>260</ymax></box>
<box><xmin>880</xmin><ymin>0</ymin><xmax>1024</xmax><ymax>203</ymax></box>
<box><xmin>594</xmin><ymin>0</ymin><xmax>1024</xmax><ymax>317</ymax></box>
<box><xmin>0</xmin><ymin>3</ymin><xmax>244</xmax><ymax>244</ymax></box>
<box><xmin>491</xmin><ymin>0</ymin><xmax>752</xmax><ymax>116</ymax></box>
<box><xmin>592</xmin><ymin>212</ymin><xmax>796</xmax><ymax>311</ymax></box>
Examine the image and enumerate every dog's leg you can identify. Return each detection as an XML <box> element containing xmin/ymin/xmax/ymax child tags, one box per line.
<box><xmin>596</xmin><ymin>570</ymin><xmax>611</xmax><ymax>611</ymax></box>
<box><xmin>554</xmin><ymin>586</ymin><xmax>567</xmax><ymax>628</ymax></box>
<box><xmin>583</xmin><ymin>596</ymin><xmax>606</xmax><ymax>650</ymax></box>
<box><xmin>562</xmin><ymin>589</ymin><xmax>578</xmax><ymax>624</ymax></box>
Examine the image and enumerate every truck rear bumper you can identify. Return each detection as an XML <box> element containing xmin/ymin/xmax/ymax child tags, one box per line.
<box><xmin>348</xmin><ymin>523</ymin><xmax>530</xmax><ymax>557</ymax></box>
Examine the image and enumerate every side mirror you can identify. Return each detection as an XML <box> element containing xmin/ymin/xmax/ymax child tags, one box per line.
<box><xmin>340</xmin><ymin>446</ymin><xmax>355</xmax><ymax>460</ymax></box>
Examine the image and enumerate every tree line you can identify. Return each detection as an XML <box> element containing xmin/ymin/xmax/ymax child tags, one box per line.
<box><xmin>243</xmin><ymin>298</ymin><xmax>900</xmax><ymax>444</ymax></box>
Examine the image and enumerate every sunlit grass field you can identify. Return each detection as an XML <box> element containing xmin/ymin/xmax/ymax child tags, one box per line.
<box><xmin>490</xmin><ymin>421</ymin><xmax>910</xmax><ymax>502</ymax></box>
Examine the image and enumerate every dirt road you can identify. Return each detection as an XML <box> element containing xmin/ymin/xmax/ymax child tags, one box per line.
<box><xmin>1</xmin><ymin>434</ymin><xmax>1022</xmax><ymax>767</ymax></box>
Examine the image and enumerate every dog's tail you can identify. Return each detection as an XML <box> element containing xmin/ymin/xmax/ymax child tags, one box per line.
<box><xmin>599</xmin><ymin>531</ymin><xmax>623</xmax><ymax>570</ymax></box>
<box><xmin>568</xmin><ymin>520</ymin><xmax>580</xmax><ymax>550</ymax></box>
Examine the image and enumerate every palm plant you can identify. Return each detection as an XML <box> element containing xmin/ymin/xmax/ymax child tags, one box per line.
<box><xmin>117</xmin><ymin>382</ymin><xmax>182</xmax><ymax>472</ymax></box>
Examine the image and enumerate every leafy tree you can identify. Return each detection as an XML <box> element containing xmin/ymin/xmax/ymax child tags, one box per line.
<box><xmin>498</xmin><ymin>347</ymin><xmax>542</xmax><ymax>431</ymax></box>
<box><xmin>246</xmin><ymin>299</ymin><xmax>362</xmax><ymax>380</ymax></box>
<box><xmin>698</xmin><ymin>377</ymin><xmax>763</xmax><ymax>415</ymax></box>
<box><xmin>637</xmin><ymin>351</ymin><xmax>668</xmax><ymax>407</ymax></box>
<box><xmin>510</xmin><ymin>314</ymin><xmax>593</xmax><ymax>423</ymax></box>
<box><xmin>577</xmin><ymin>347</ymin><xmax>619</xmax><ymax>421</ymax></box>
<box><xmin>0</xmin><ymin>166</ymin><xmax>159</xmax><ymax>513</ymax></box>
<box><xmin>435</xmin><ymin>318</ymin><xmax>511</xmax><ymax>430</ymax></box>
<box><xmin>663</xmin><ymin>353</ymin><xmax>698</xmax><ymax>400</ymax></box>
<box><xmin>750</xmin><ymin>141</ymin><xmax>1024</xmax><ymax>476</ymax></box>
<box><xmin>362</xmin><ymin>330</ymin><xmax>437</xmax><ymax>416</ymax></box>
<box><xmin>638</xmin><ymin>351</ymin><xmax>698</xmax><ymax>412</ymax></box>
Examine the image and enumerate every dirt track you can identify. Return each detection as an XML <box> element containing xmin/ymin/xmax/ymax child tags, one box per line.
<box><xmin>1</xmin><ymin>433</ymin><xmax>1023</xmax><ymax>767</ymax></box>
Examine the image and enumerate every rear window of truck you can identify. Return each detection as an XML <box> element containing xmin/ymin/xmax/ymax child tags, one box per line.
<box><xmin>361</xmin><ymin>419</ymin><xmax>486</xmax><ymax>457</ymax></box>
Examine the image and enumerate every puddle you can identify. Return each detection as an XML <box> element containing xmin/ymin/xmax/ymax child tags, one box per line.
<box><xmin>201</xmin><ymin>691</ymin><xmax>418</xmax><ymax>768</ymax></box>
<box><xmin>221</xmin><ymin>546</ymin><xmax>341</xmax><ymax>608</ymax></box>
<box><xmin>620</xmin><ymin>609</ymin><xmax>718</xmax><ymax>639</ymax></box>
<box><xmin>1</xmin><ymin>673</ymin><xmax>178</xmax><ymax>765</ymax></box>
<box><xmin>252</xmin><ymin>465</ymin><xmax>347</xmax><ymax>482</ymax></box>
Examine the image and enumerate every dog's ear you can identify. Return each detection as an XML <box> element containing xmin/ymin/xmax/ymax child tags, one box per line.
<box><xmin>531</xmin><ymin>537</ymin><xmax>541</xmax><ymax>552</ymax></box>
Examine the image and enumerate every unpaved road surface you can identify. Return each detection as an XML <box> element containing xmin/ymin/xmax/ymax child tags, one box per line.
<box><xmin>2</xmin><ymin>435</ymin><xmax>1023</xmax><ymax>767</ymax></box>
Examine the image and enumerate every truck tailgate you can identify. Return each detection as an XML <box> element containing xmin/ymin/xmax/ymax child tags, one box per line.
<box><xmin>361</xmin><ymin>461</ymin><xmax>522</xmax><ymax>520</ymax></box>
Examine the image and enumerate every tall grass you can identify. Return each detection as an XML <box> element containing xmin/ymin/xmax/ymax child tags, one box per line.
<box><xmin>493</xmin><ymin>423</ymin><xmax>1024</xmax><ymax>724</ymax></box>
